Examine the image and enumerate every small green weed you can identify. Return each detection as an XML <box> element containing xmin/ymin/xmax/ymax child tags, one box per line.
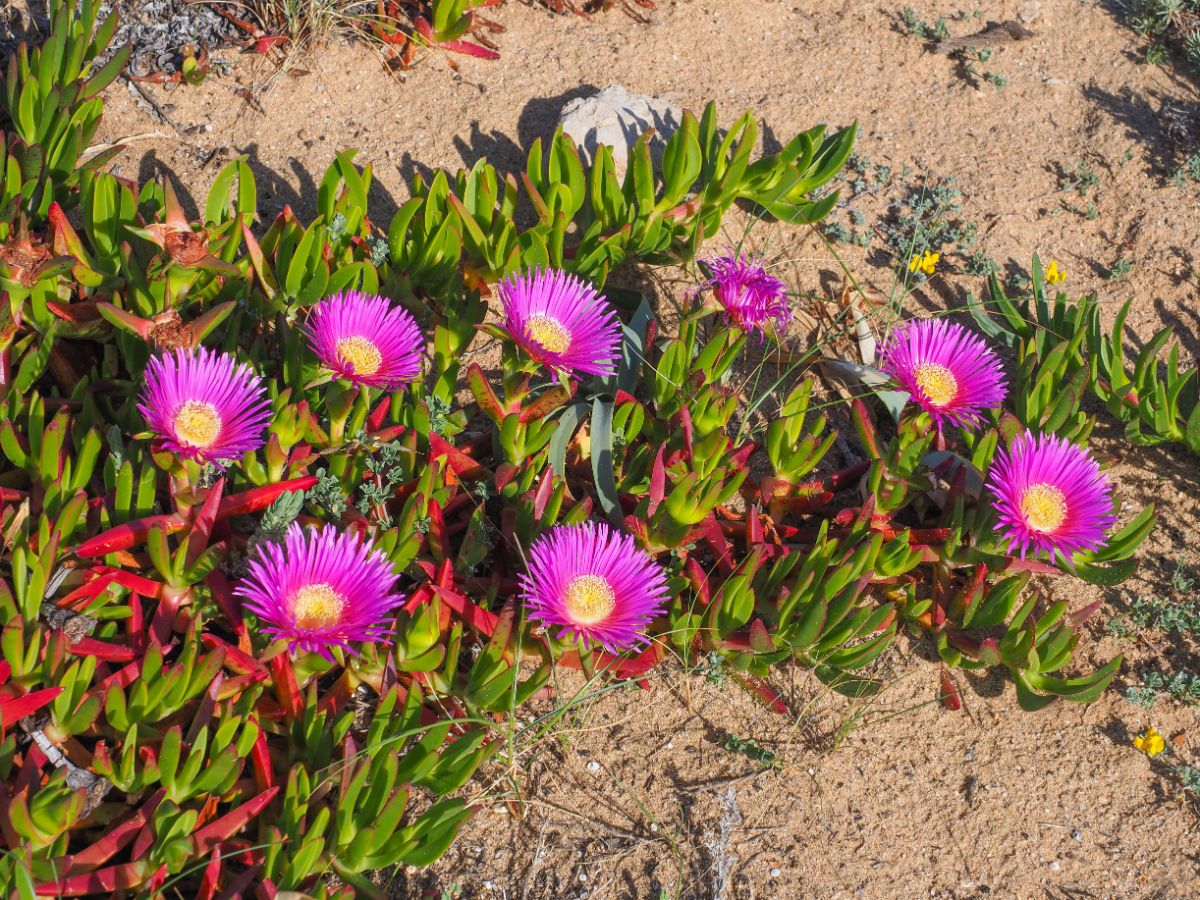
<box><xmin>899</xmin><ymin>7</ymin><xmax>950</xmax><ymax>40</ymax></box>
<box><xmin>1107</xmin><ymin>258</ymin><xmax>1134</xmax><ymax>281</ymax></box>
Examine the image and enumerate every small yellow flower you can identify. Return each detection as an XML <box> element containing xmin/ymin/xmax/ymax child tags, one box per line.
<box><xmin>908</xmin><ymin>251</ymin><xmax>940</xmax><ymax>277</ymax></box>
<box><xmin>1134</xmin><ymin>726</ymin><xmax>1165</xmax><ymax>757</ymax></box>
<box><xmin>1045</xmin><ymin>260</ymin><xmax>1066</xmax><ymax>285</ymax></box>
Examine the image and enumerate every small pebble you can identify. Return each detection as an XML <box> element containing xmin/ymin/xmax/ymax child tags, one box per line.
<box><xmin>579</xmin><ymin>873</ymin><xmax>588</xmax><ymax>882</ymax></box>
<box><xmin>1072</xmin><ymin>829</ymin><xmax>1082</xmax><ymax>842</ymax></box>
<box><xmin>1050</xmin><ymin>861</ymin><xmax>1061</xmax><ymax>872</ymax></box>
<box><xmin>770</xmin><ymin>868</ymin><xmax>782</xmax><ymax>878</ymax></box>
<box><xmin>586</xmin><ymin>760</ymin><xmax>601</xmax><ymax>772</ymax></box>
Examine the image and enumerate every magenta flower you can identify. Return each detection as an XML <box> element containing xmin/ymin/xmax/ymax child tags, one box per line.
<box><xmin>698</xmin><ymin>253</ymin><xmax>791</xmax><ymax>339</ymax></box>
<box><xmin>878</xmin><ymin>318</ymin><xmax>1007</xmax><ymax>430</ymax></box>
<box><xmin>987</xmin><ymin>432</ymin><xmax>1116</xmax><ymax>562</ymax></box>
<box><xmin>138</xmin><ymin>346</ymin><xmax>271</xmax><ymax>464</ymax></box>
<box><xmin>496</xmin><ymin>268</ymin><xmax>621</xmax><ymax>378</ymax></box>
<box><xmin>519</xmin><ymin>521</ymin><xmax>670</xmax><ymax>653</ymax></box>
<box><xmin>304</xmin><ymin>291</ymin><xmax>424</xmax><ymax>390</ymax></box>
<box><xmin>236</xmin><ymin>522</ymin><xmax>403</xmax><ymax>660</ymax></box>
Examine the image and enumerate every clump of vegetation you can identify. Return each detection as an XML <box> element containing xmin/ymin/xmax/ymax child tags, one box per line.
<box><xmin>1109</xmin><ymin>593</ymin><xmax>1200</xmax><ymax>639</ymax></box>
<box><xmin>0</xmin><ymin>3</ymin><xmax>1164</xmax><ymax>897</ymax></box>
<box><xmin>899</xmin><ymin>7</ymin><xmax>950</xmax><ymax>40</ymax></box>
<box><xmin>955</xmin><ymin>46</ymin><xmax>1008</xmax><ymax>90</ymax></box>
<box><xmin>971</xmin><ymin>258</ymin><xmax>1200</xmax><ymax>454</ymax></box>
<box><xmin>1120</xmin><ymin>0</ymin><xmax>1200</xmax><ymax>70</ymax></box>
<box><xmin>882</xmin><ymin>175</ymin><xmax>979</xmax><ymax>274</ymax></box>
<box><xmin>212</xmin><ymin>0</ymin><xmax>656</xmax><ymax>68</ymax></box>
<box><xmin>1125</xmin><ymin>669</ymin><xmax>1200</xmax><ymax>707</ymax></box>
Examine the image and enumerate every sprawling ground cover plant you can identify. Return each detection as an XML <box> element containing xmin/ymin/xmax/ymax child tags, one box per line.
<box><xmin>0</xmin><ymin>2</ymin><xmax>1158</xmax><ymax>896</ymax></box>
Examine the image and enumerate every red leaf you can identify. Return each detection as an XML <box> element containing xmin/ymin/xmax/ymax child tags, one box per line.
<box><xmin>429</xmin><ymin>433</ymin><xmax>490</xmax><ymax>479</ymax></box>
<box><xmin>250</xmin><ymin>718</ymin><xmax>273</xmax><ymax>790</ymax></box>
<box><xmin>436</xmin><ymin>585</ymin><xmax>499</xmax><ymax>637</ymax></box>
<box><xmin>269</xmin><ymin>655</ymin><xmax>302</xmax><ymax>719</ymax></box>
<box><xmin>198</xmin><ymin>849</ymin><xmax>222</xmax><ymax>900</ymax></box>
<box><xmin>1</xmin><ymin>687</ymin><xmax>63</xmax><ymax>727</ymax></box>
<box><xmin>939</xmin><ymin>666</ymin><xmax>963</xmax><ymax>711</ymax></box>
<box><xmin>368</xmin><ymin>396</ymin><xmax>391</xmax><ymax>433</ymax></box>
<box><xmin>730</xmin><ymin>672</ymin><xmax>790</xmax><ymax>715</ymax></box>
<box><xmin>69</xmin><ymin>790</ymin><xmax>164</xmax><ymax>871</ymax></box>
<box><xmin>190</xmin><ymin>788</ymin><xmax>280</xmax><ymax>855</ymax></box>
<box><xmin>186</xmin><ymin>478</ymin><xmax>225</xmax><ymax>569</ymax></box>
<box><xmin>74</xmin><ymin>513</ymin><xmax>187</xmax><ymax>557</ymax></box>
<box><xmin>66</xmin><ymin>637</ymin><xmax>136</xmax><ymax>663</ymax></box>
<box><xmin>217</xmin><ymin>476</ymin><xmax>318</xmax><ymax>519</ymax></box>
<box><xmin>532</xmin><ymin>469</ymin><xmax>554</xmax><ymax>520</ymax></box>
<box><xmin>37</xmin><ymin>861</ymin><xmax>165</xmax><ymax>896</ymax></box>
<box><xmin>648</xmin><ymin>445</ymin><xmax>666</xmax><ymax>515</ymax></box>
<box><xmin>438</xmin><ymin>38</ymin><xmax>500</xmax><ymax>59</ymax></box>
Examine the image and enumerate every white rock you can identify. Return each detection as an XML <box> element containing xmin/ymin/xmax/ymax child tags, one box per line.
<box><xmin>558</xmin><ymin>84</ymin><xmax>683</xmax><ymax>178</ymax></box>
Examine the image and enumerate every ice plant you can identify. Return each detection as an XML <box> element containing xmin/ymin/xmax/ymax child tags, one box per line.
<box><xmin>138</xmin><ymin>346</ymin><xmax>272</xmax><ymax>464</ymax></box>
<box><xmin>987</xmin><ymin>432</ymin><xmax>1117</xmax><ymax>562</ymax></box>
<box><xmin>236</xmin><ymin>522</ymin><xmax>403</xmax><ymax>659</ymax></box>
<box><xmin>520</xmin><ymin>521</ymin><xmax>670</xmax><ymax>653</ymax></box>
<box><xmin>697</xmin><ymin>253</ymin><xmax>791</xmax><ymax>339</ymax></box>
<box><xmin>1044</xmin><ymin>259</ymin><xmax>1066</xmax><ymax>285</ymax></box>
<box><xmin>908</xmin><ymin>250</ymin><xmax>939</xmax><ymax>276</ymax></box>
<box><xmin>495</xmin><ymin>268</ymin><xmax>621</xmax><ymax>378</ymax></box>
<box><xmin>304</xmin><ymin>290</ymin><xmax>424</xmax><ymax>389</ymax></box>
<box><xmin>1134</xmin><ymin>726</ymin><xmax>1165</xmax><ymax>757</ymax></box>
<box><xmin>878</xmin><ymin>318</ymin><xmax>1007</xmax><ymax>429</ymax></box>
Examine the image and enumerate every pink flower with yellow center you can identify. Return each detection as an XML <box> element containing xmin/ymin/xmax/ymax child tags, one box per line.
<box><xmin>496</xmin><ymin>268</ymin><xmax>621</xmax><ymax>379</ymax></box>
<box><xmin>235</xmin><ymin>522</ymin><xmax>404</xmax><ymax>660</ymax></box>
<box><xmin>987</xmin><ymin>432</ymin><xmax>1116</xmax><ymax>562</ymax></box>
<box><xmin>519</xmin><ymin>521</ymin><xmax>670</xmax><ymax>653</ymax></box>
<box><xmin>698</xmin><ymin>253</ymin><xmax>791</xmax><ymax>339</ymax></box>
<box><xmin>137</xmin><ymin>347</ymin><xmax>272</xmax><ymax>464</ymax></box>
<box><xmin>878</xmin><ymin>318</ymin><xmax>1007</xmax><ymax>430</ymax></box>
<box><xmin>304</xmin><ymin>291</ymin><xmax>424</xmax><ymax>390</ymax></box>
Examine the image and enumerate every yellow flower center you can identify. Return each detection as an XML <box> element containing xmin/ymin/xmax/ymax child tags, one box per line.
<box><xmin>913</xmin><ymin>363</ymin><xmax>958</xmax><ymax>408</ymax></box>
<box><xmin>336</xmin><ymin>335</ymin><xmax>383</xmax><ymax>376</ymax></box>
<box><xmin>290</xmin><ymin>582</ymin><xmax>345</xmax><ymax>631</ymax></box>
<box><xmin>563</xmin><ymin>574</ymin><xmax>616</xmax><ymax>625</ymax></box>
<box><xmin>172</xmin><ymin>401</ymin><xmax>222</xmax><ymax>448</ymax></box>
<box><xmin>526</xmin><ymin>314</ymin><xmax>571</xmax><ymax>355</ymax></box>
<box><xmin>1019</xmin><ymin>483</ymin><xmax>1068</xmax><ymax>533</ymax></box>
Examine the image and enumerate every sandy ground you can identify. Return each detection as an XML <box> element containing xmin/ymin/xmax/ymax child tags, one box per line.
<box><xmin>90</xmin><ymin>0</ymin><xmax>1200</xmax><ymax>896</ymax></box>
